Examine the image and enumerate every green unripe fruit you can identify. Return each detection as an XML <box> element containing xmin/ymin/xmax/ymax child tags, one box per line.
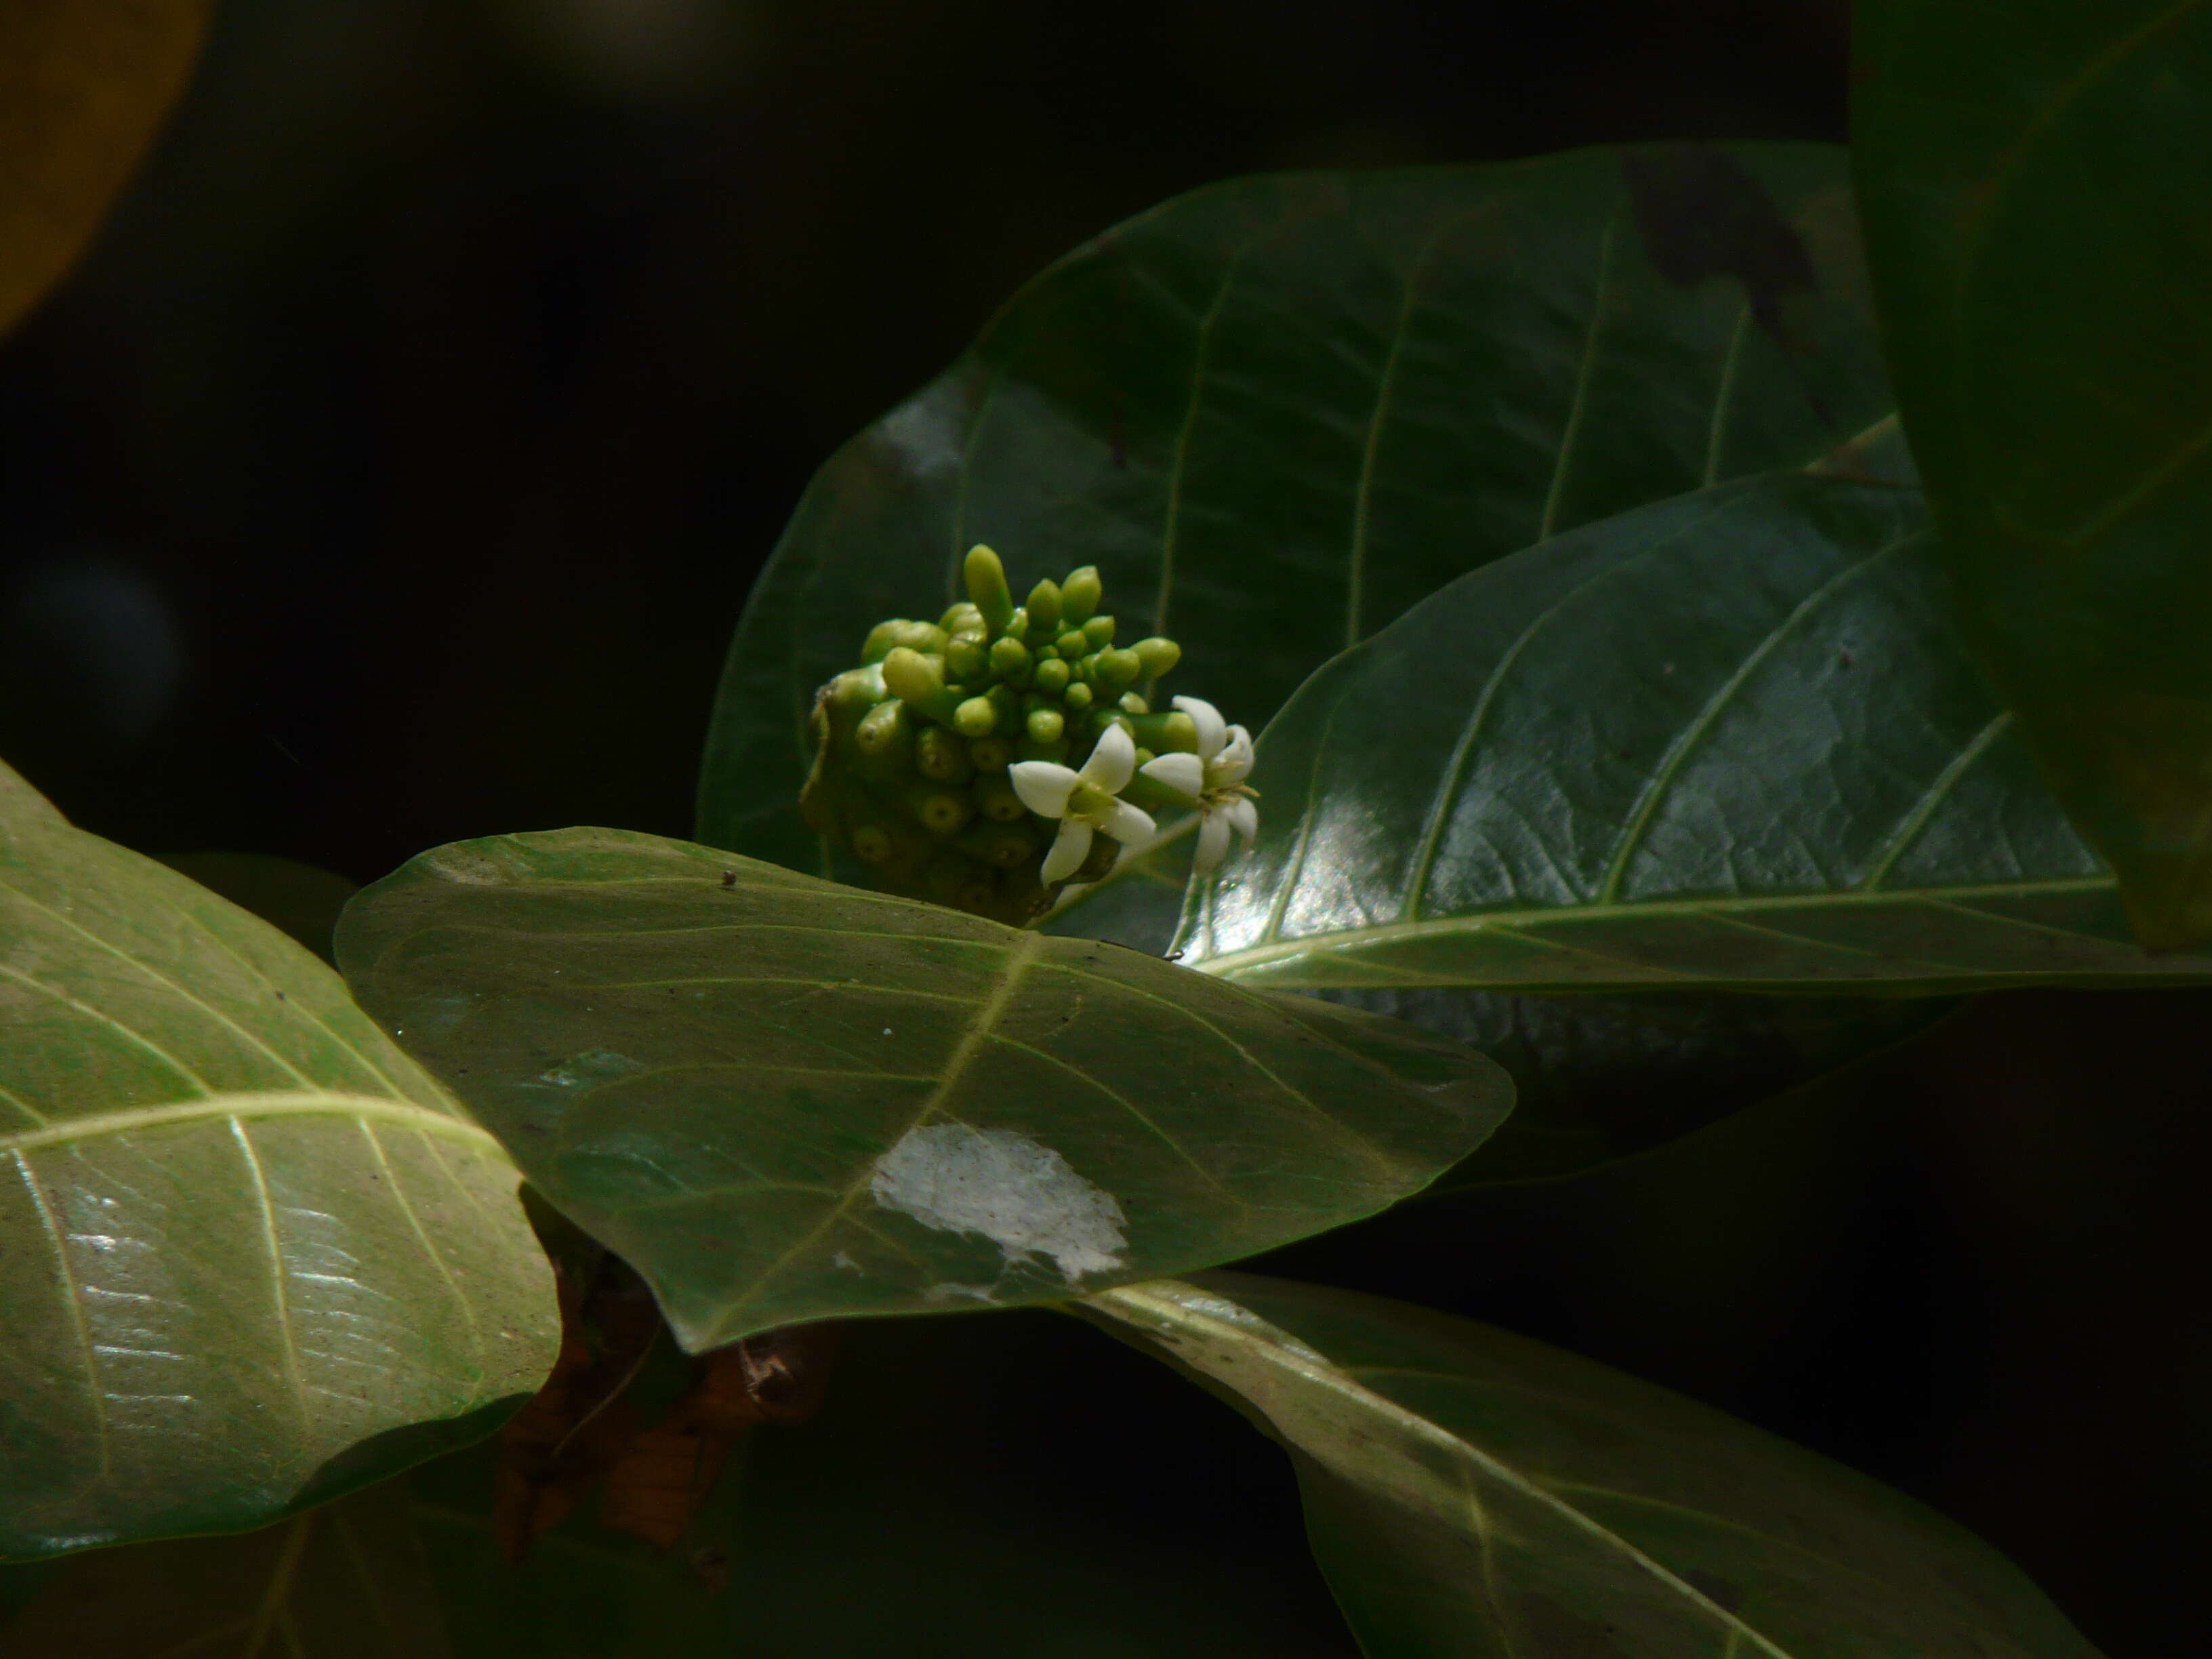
<box><xmin>1061</xmin><ymin>565</ymin><xmax>1103</xmax><ymax>627</ymax></box>
<box><xmin>968</xmin><ymin>735</ymin><xmax>1012</xmax><ymax>773</ymax></box>
<box><xmin>947</xmin><ymin>637</ymin><xmax>989</xmax><ymax>681</ymax></box>
<box><xmin>1132</xmin><ymin>636</ymin><xmax>1181</xmax><ymax>678</ymax></box>
<box><xmin>883</xmin><ymin>647</ymin><xmax>962</xmax><ymax>723</ymax></box>
<box><xmin>908</xmin><ymin>784</ymin><xmax>972</xmax><ymax>838</ymax></box>
<box><xmin>850</xmin><ymin>822</ymin><xmax>896</xmax><ymax>865</ymax></box>
<box><xmin>1026</xmin><ymin>706</ymin><xmax>1065</xmax><ymax>744</ymax></box>
<box><xmin>989</xmin><ymin>636</ymin><xmax>1032</xmax><ymax>683</ymax></box>
<box><xmin>1129</xmin><ymin>710</ymin><xmax>1199</xmax><ymax>752</ymax></box>
<box><xmin>1026</xmin><ymin>579</ymin><xmax>1063</xmax><ymax>635</ymax></box>
<box><xmin>962</xmin><ymin>544</ymin><xmax>1017</xmax><ymax>633</ymax></box>
<box><xmin>915</xmin><ymin>724</ymin><xmax>972</xmax><ymax>783</ymax></box>
<box><xmin>1083</xmin><ymin>615</ymin><xmax>1115</xmax><ymax>649</ymax></box>
<box><xmin>1032</xmin><ymin>657</ymin><xmax>1071</xmax><ymax>696</ymax></box>
<box><xmin>1055</xmin><ymin>630</ymin><xmax>1088</xmax><ymax>659</ymax></box>
<box><xmin>953</xmin><ymin>696</ymin><xmax>998</xmax><ymax>737</ymax></box>
<box><xmin>853</xmin><ymin>699</ymin><xmax>916</xmax><ymax>781</ymax></box>
<box><xmin>1095</xmin><ymin>647</ymin><xmax>1142</xmax><ymax>688</ymax></box>
<box><xmin>958</xmin><ymin>821</ymin><xmax>1037</xmax><ymax>869</ymax></box>
<box><xmin>1063</xmin><ymin>680</ymin><xmax>1093</xmax><ymax>712</ymax></box>
<box><xmin>861</xmin><ymin>619</ymin><xmax>949</xmax><ymax>663</ymax></box>
<box><xmin>975</xmin><ymin>775</ymin><xmax>1026</xmax><ymax>822</ymax></box>
<box><xmin>939</xmin><ymin>600</ymin><xmax>985</xmax><ymax>639</ymax></box>
<box><xmin>827</xmin><ymin>667</ymin><xmax>882</xmax><ymax>718</ymax></box>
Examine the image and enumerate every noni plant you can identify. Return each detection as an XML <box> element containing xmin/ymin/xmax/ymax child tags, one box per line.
<box><xmin>3</xmin><ymin>3</ymin><xmax>2207</xmax><ymax>1655</ymax></box>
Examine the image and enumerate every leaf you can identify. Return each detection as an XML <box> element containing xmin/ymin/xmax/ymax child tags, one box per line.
<box><xmin>0</xmin><ymin>1485</ymin><xmax>451</xmax><ymax>1658</ymax></box>
<box><xmin>1174</xmin><ymin>472</ymin><xmax>2212</xmax><ymax>993</ymax></box>
<box><xmin>0</xmin><ymin>760</ymin><xmax>559</xmax><ymax>1558</ymax></box>
<box><xmin>697</xmin><ymin>142</ymin><xmax>1893</xmax><ymax>886</ymax></box>
<box><xmin>332</xmin><ymin>830</ymin><xmax>1511</xmax><ymax>1350</ymax></box>
<box><xmin>1083</xmin><ymin>1274</ymin><xmax>2104</xmax><ymax>1658</ymax></box>
<box><xmin>154</xmin><ymin>852</ymin><xmax>360</xmax><ymax>964</ymax></box>
<box><xmin>1852</xmin><ymin>3</ymin><xmax>2212</xmax><ymax>945</ymax></box>
<box><xmin>1318</xmin><ymin>987</ymin><xmax>1954</xmax><ymax>1187</ymax></box>
<box><xmin>0</xmin><ymin>1</ymin><xmax>213</xmax><ymax>339</ymax></box>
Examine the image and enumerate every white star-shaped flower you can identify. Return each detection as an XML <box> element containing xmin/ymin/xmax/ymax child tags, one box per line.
<box><xmin>1138</xmin><ymin>695</ymin><xmax>1258</xmax><ymax>875</ymax></box>
<box><xmin>1009</xmin><ymin>722</ymin><xmax>1158</xmax><ymax>884</ymax></box>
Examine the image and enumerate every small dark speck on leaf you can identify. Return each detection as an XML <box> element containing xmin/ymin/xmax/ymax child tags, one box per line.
<box><xmin>1166</xmin><ymin>949</ymin><xmax>1185</xmax><ymax>962</ymax></box>
<box><xmin>1622</xmin><ymin>145</ymin><xmax>1818</xmax><ymax>348</ymax></box>
<box><xmin>273</xmin><ymin>990</ymin><xmax>286</xmax><ymax>1001</ymax></box>
<box><xmin>1838</xmin><ymin>648</ymin><xmax>1854</xmax><ymax>668</ymax></box>
<box><xmin>720</xmin><ymin>869</ymin><xmax>737</xmax><ymax>888</ymax></box>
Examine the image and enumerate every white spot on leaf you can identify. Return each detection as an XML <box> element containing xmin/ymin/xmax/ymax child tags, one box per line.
<box><xmin>868</xmin><ymin>1124</ymin><xmax>1128</xmax><ymax>1284</ymax></box>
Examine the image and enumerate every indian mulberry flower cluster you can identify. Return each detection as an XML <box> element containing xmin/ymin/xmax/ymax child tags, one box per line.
<box><xmin>800</xmin><ymin>546</ymin><xmax>1256</xmax><ymax>925</ymax></box>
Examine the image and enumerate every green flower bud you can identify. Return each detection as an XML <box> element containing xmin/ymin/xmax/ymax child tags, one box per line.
<box><xmin>1032</xmin><ymin>656</ymin><xmax>1071</xmax><ymax>697</ymax></box>
<box><xmin>1061</xmin><ymin>565</ymin><xmax>1103</xmax><ymax>628</ymax></box>
<box><xmin>989</xmin><ymin>636</ymin><xmax>1032</xmax><ymax>684</ymax></box>
<box><xmin>1025</xmin><ymin>579</ymin><xmax>1063</xmax><ymax>635</ymax></box>
<box><xmin>939</xmin><ymin>600</ymin><xmax>986</xmax><ymax>640</ymax></box>
<box><xmin>853</xmin><ymin>699</ymin><xmax>916</xmax><ymax>780</ymax></box>
<box><xmin>862</xmin><ymin>619</ymin><xmax>950</xmax><ymax>663</ymax></box>
<box><xmin>882</xmin><ymin>647</ymin><xmax>962</xmax><ymax>724</ymax></box>
<box><xmin>947</xmin><ymin>637</ymin><xmax>989</xmax><ymax>681</ymax></box>
<box><xmin>907</xmin><ymin>783</ymin><xmax>972</xmax><ymax>838</ymax></box>
<box><xmin>975</xmin><ymin>774</ymin><xmax>1026</xmax><ymax>822</ymax></box>
<box><xmin>953</xmin><ymin>695</ymin><xmax>998</xmax><ymax>737</ymax></box>
<box><xmin>851</xmin><ymin>821</ymin><xmax>897</xmax><ymax>865</ymax></box>
<box><xmin>968</xmin><ymin>735</ymin><xmax>1012</xmax><ymax>773</ymax></box>
<box><xmin>914</xmin><ymin>724</ymin><xmax>972</xmax><ymax>783</ymax></box>
<box><xmin>962</xmin><ymin>544</ymin><xmax>1017</xmax><ymax>634</ymax></box>
<box><xmin>1131</xmin><ymin>636</ymin><xmax>1181</xmax><ymax>678</ymax></box>
<box><xmin>1083</xmin><ymin>615</ymin><xmax>1115</xmax><ymax>649</ymax></box>
<box><xmin>1063</xmin><ymin>680</ymin><xmax>1093</xmax><ymax>712</ymax></box>
<box><xmin>987</xmin><ymin>682</ymin><xmax>1023</xmax><ymax>728</ymax></box>
<box><xmin>1026</xmin><ymin>705</ymin><xmax>1065</xmax><ymax>744</ymax></box>
<box><xmin>1118</xmin><ymin>692</ymin><xmax>1149</xmax><ymax>715</ymax></box>
<box><xmin>1128</xmin><ymin>710</ymin><xmax>1199</xmax><ymax>752</ymax></box>
<box><xmin>1004</xmin><ymin>606</ymin><xmax>1031</xmax><ymax>643</ymax></box>
<box><xmin>827</xmin><ymin>667</ymin><xmax>884</xmax><ymax>718</ymax></box>
<box><xmin>1054</xmin><ymin>630</ymin><xmax>1088</xmax><ymax>659</ymax></box>
<box><xmin>1094</xmin><ymin>647</ymin><xmax>1142</xmax><ymax>689</ymax></box>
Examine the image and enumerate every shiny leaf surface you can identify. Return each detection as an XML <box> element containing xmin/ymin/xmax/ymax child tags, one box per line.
<box><xmin>699</xmin><ymin>143</ymin><xmax>1893</xmax><ymax>886</ymax></box>
<box><xmin>1853</xmin><ymin>3</ymin><xmax>2212</xmax><ymax>945</ymax></box>
<box><xmin>1177</xmin><ymin>473</ymin><xmax>2212</xmax><ymax>992</ymax></box>
<box><xmin>1084</xmin><ymin>1274</ymin><xmax>2104</xmax><ymax>1658</ymax></box>
<box><xmin>334</xmin><ymin>830</ymin><xmax>1511</xmax><ymax>1350</ymax></box>
<box><xmin>0</xmin><ymin>0</ymin><xmax>212</xmax><ymax>337</ymax></box>
<box><xmin>0</xmin><ymin>762</ymin><xmax>558</xmax><ymax>1558</ymax></box>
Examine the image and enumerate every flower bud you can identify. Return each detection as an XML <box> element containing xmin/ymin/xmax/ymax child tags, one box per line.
<box><xmin>1003</xmin><ymin>606</ymin><xmax>1031</xmax><ymax>643</ymax></box>
<box><xmin>1026</xmin><ymin>579</ymin><xmax>1063</xmax><ymax>635</ymax></box>
<box><xmin>1118</xmin><ymin>693</ymin><xmax>1148</xmax><ymax>715</ymax></box>
<box><xmin>1054</xmin><ymin>630</ymin><xmax>1088</xmax><ymax>659</ymax></box>
<box><xmin>1094</xmin><ymin>647</ymin><xmax>1142</xmax><ymax>688</ymax></box>
<box><xmin>1082</xmin><ymin>615</ymin><xmax>1115</xmax><ymax>649</ymax></box>
<box><xmin>1060</xmin><ymin>566</ymin><xmax>1103</xmax><ymax>628</ymax></box>
<box><xmin>1128</xmin><ymin>710</ymin><xmax>1199</xmax><ymax>752</ymax></box>
<box><xmin>853</xmin><ymin>699</ymin><xmax>916</xmax><ymax>779</ymax></box>
<box><xmin>968</xmin><ymin>735</ymin><xmax>1012</xmax><ymax>773</ymax></box>
<box><xmin>989</xmin><ymin>636</ymin><xmax>1031</xmax><ymax>684</ymax></box>
<box><xmin>862</xmin><ymin>619</ymin><xmax>950</xmax><ymax>663</ymax></box>
<box><xmin>958</xmin><ymin>821</ymin><xmax>1036</xmax><ymax>869</ymax></box>
<box><xmin>1026</xmin><ymin>706</ymin><xmax>1065</xmax><ymax>744</ymax></box>
<box><xmin>882</xmin><ymin>647</ymin><xmax>962</xmax><ymax>724</ymax></box>
<box><xmin>1131</xmin><ymin>636</ymin><xmax>1181</xmax><ymax>678</ymax></box>
<box><xmin>1032</xmin><ymin>656</ymin><xmax>1071</xmax><ymax>697</ymax></box>
<box><xmin>939</xmin><ymin>601</ymin><xmax>986</xmax><ymax>640</ymax></box>
<box><xmin>914</xmin><ymin>724</ymin><xmax>972</xmax><ymax>783</ymax></box>
<box><xmin>1063</xmin><ymin>680</ymin><xmax>1093</xmax><ymax>712</ymax></box>
<box><xmin>907</xmin><ymin>784</ymin><xmax>972</xmax><ymax>838</ymax></box>
<box><xmin>946</xmin><ymin>637</ymin><xmax>989</xmax><ymax>681</ymax></box>
<box><xmin>952</xmin><ymin>695</ymin><xmax>998</xmax><ymax>737</ymax></box>
<box><xmin>962</xmin><ymin>544</ymin><xmax>1017</xmax><ymax>634</ymax></box>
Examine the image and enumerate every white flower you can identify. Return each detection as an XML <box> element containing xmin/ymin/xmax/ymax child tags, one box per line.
<box><xmin>1139</xmin><ymin>695</ymin><xmax>1259</xmax><ymax>875</ymax></box>
<box><xmin>1009</xmin><ymin>722</ymin><xmax>1158</xmax><ymax>884</ymax></box>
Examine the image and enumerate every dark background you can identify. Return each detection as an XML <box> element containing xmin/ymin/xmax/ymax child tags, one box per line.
<box><xmin>1</xmin><ymin>2</ymin><xmax>2198</xmax><ymax>1652</ymax></box>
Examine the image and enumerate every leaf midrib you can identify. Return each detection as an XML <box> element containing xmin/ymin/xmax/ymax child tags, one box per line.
<box><xmin>1193</xmin><ymin>873</ymin><xmax>2118</xmax><ymax>977</ymax></box>
<box><xmin>0</xmin><ymin>1092</ymin><xmax>508</xmax><ymax>1159</ymax></box>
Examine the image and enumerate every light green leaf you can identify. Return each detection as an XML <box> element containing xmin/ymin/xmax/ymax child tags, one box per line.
<box><xmin>0</xmin><ymin>761</ymin><xmax>558</xmax><ymax>1559</ymax></box>
<box><xmin>333</xmin><ymin>830</ymin><xmax>1511</xmax><ymax>1350</ymax></box>
<box><xmin>698</xmin><ymin>143</ymin><xmax>1893</xmax><ymax>893</ymax></box>
<box><xmin>0</xmin><ymin>1485</ymin><xmax>449</xmax><ymax>1658</ymax></box>
<box><xmin>1176</xmin><ymin>472</ymin><xmax>2212</xmax><ymax>993</ymax></box>
<box><xmin>0</xmin><ymin>1</ymin><xmax>212</xmax><ymax>339</ymax></box>
<box><xmin>1853</xmin><ymin>3</ymin><xmax>2212</xmax><ymax>945</ymax></box>
<box><xmin>1084</xmin><ymin>1274</ymin><xmax>2103</xmax><ymax>1658</ymax></box>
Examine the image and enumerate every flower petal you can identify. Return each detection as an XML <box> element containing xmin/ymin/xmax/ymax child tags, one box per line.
<box><xmin>1040</xmin><ymin>818</ymin><xmax>1094</xmax><ymax>883</ymax></box>
<box><xmin>1210</xmin><ymin>726</ymin><xmax>1255</xmax><ymax>785</ymax></box>
<box><xmin>1193</xmin><ymin>811</ymin><xmax>1232</xmax><ymax>874</ymax></box>
<box><xmin>1009</xmin><ymin>760</ymin><xmax>1080</xmax><ymax>819</ymax></box>
<box><xmin>1078</xmin><ymin>722</ymin><xmax>1136</xmax><ymax>793</ymax></box>
<box><xmin>1139</xmin><ymin>752</ymin><xmax>1205</xmax><ymax>798</ymax></box>
<box><xmin>1100</xmin><ymin>799</ymin><xmax>1157</xmax><ymax>844</ymax></box>
<box><xmin>1172</xmin><ymin>695</ymin><xmax>1226</xmax><ymax>760</ymax></box>
<box><xmin>1224</xmin><ymin>796</ymin><xmax>1259</xmax><ymax>844</ymax></box>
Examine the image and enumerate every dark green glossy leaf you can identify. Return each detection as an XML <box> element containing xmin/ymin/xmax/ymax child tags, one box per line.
<box><xmin>0</xmin><ymin>762</ymin><xmax>559</xmax><ymax>1559</ymax></box>
<box><xmin>0</xmin><ymin>1486</ymin><xmax>449</xmax><ymax>1658</ymax></box>
<box><xmin>1176</xmin><ymin>472</ymin><xmax>2212</xmax><ymax>992</ymax></box>
<box><xmin>0</xmin><ymin>1</ymin><xmax>211</xmax><ymax>337</ymax></box>
<box><xmin>1853</xmin><ymin>4</ymin><xmax>2212</xmax><ymax>945</ymax></box>
<box><xmin>334</xmin><ymin>831</ymin><xmax>1512</xmax><ymax>1351</ymax></box>
<box><xmin>1084</xmin><ymin>1274</ymin><xmax>2103</xmax><ymax>1658</ymax></box>
<box><xmin>1318</xmin><ymin>987</ymin><xmax>1954</xmax><ymax>1187</ymax></box>
<box><xmin>699</xmin><ymin>143</ymin><xmax>1892</xmax><ymax>886</ymax></box>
